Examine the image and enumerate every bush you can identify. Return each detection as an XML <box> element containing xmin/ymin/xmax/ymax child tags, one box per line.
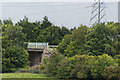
<box><xmin>39</xmin><ymin>54</ymin><xmax>118</xmax><ymax>79</ymax></box>
<box><xmin>114</xmin><ymin>55</ymin><xmax>120</xmax><ymax>66</ymax></box>
<box><xmin>40</xmin><ymin>52</ymin><xmax>65</xmax><ymax>77</ymax></box>
<box><xmin>2</xmin><ymin>46</ymin><xmax>29</xmax><ymax>72</ymax></box>
<box><xmin>56</xmin><ymin>55</ymin><xmax>95</xmax><ymax>78</ymax></box>
<box><xmin>56</xmin><ymin>56</ymin><xmax>76</xmax><ymax>78</ymax></box>
<box><xmin>90</xmin><ymin>54</ymin><xmax>118</xmax><ymax>78</ymax></box>
<box><xmin>70</xmin><ymin>55</ymin><xmax>95</xmax><ymax>78</ymax></box>
<box><xmin>102</xmin><ymin>66</ymin><xmax>120</xmax><ymax>79</ymax></box>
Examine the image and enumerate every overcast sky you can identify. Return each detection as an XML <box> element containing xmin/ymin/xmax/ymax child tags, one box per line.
<box><xmin>0</xmin><ymin>0</ymin><xmax>119</xmax><ymax>28</ymax></box>
<box><xmin>1</xmin><ymin>0</ymin><xmax>120</xmax><ymax>2</ymax></box>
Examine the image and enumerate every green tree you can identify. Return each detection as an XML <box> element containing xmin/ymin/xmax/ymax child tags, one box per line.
<box><xmin>2</xmin><ymin>24</ymin><xmax>29</xmax><ymax>72</ymax></box>
<box><xmin>64</xmin><ymin>25</ymin><xmax>88</xmax><ymax>57</ymax></box>
<box><xmin>3</xmin><ymin>19</ymin><xmax>13</xmax><ymax>25</ymax></box>
<box><xmin>2</xmin><ymin>44</ymin><xmax>29</xmax><ymax>72</ymax></box>
<box><xmin>41</xmin><ymin>16</ymin><xmax>52</xmax><ymax>29</ymax></box>
<box><xmin>17</xmin><ymin>16</ymin><xmax>36</xmax><ymax>42</ymax></box>
<box><xmin>2</xmin><ymin>24</ymin><xmax>26</xmax><ymax>47</ymax></box>
<box><xmin>91</xmin><ymin>54</ymin><xmax>118</xmax><ymax>78</ymax></box>
<box><xmin>57</xmin><ymin>34</ymin><xmax>72</xmax><ymax>54</ymax></box>
<box><xmin>84</xmin><ymin>23</ymin><xmax>119</xmax><ymax>56</ymax></box>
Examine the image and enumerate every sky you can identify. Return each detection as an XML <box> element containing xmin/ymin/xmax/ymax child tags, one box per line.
<box><xmin>1</xmin><ymin>0</ymin><xmax>120</xmax><ymax>2</ymax></box>
<box><xmin>0</xmin><ymin>0</ymin><xmax>119</xmax><ymax>28</ymax></box>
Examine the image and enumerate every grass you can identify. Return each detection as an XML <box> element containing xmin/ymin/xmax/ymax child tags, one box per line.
<box><xmin>2</xmin><ymin>73</ymin><xmax>47</xmax><ymax>78</ymax></box>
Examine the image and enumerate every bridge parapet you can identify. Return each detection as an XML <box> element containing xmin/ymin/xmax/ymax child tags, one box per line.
<box><xmin>28</xmin><ymin>42</ymin><xmax>49</xmax><ymax>48</ymax></box>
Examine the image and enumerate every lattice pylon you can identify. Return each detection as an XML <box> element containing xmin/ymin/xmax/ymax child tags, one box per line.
<box><xmin>89</xmin><ymin>0</ymin><xmax>106</xmax><ymax>27</ymax></box>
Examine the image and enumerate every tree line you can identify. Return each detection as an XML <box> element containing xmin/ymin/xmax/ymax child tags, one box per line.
<box><xmin>1</xmin><ymin>16</ymin><xmax>72</xmax><ymax>72</ymax></box>
<box><xmin>1</xmin><ymin>16</ymin><xmax>120</xmax><ymax>79</ymax></box>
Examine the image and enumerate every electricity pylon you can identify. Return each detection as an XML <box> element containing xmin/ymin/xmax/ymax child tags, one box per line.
<box><xmin>89</xmin><ymin>0</ymin><xmax>106</xmax><ymax>27</ymax></box>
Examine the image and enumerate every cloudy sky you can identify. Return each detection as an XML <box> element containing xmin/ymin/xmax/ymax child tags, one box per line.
<box><xmin>1</xmin><ymin>0</ymin><xmax>120</xmax><ymax>2</ymax></box>
<box><xmin>1</xmin><ymin>0</ymin><xmax>119</xmax><ymax>28</ymax></box>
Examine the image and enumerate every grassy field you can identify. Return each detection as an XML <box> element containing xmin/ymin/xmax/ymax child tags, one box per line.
<box><xmin>2</xmin><ymin>73</ymin><xmax>47</xmax><ymax>78</ymax></box>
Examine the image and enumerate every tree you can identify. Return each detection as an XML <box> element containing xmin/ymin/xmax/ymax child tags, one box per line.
<box><xmin>84</xmin><ymin>23</ymin><xmax>119</xmax><ymax>56</ymax></box>
<box><xmin>2</xmin><ymin>44</ymin><xmax>29</xmax><ymax>72</ymax></box>
<box><xmin>41</xmin><ymin>16</ymin><xmax>52</xmax><ymax>29</ymax></box>
<box><xmin>2</xmin><ymin>24</ymin><xmax>29</xmax><ymax>72</ymax></box>
<box><xmin>57</xmin><ymin>34</ymin><xmax>72</xmax><ymax>54</ymax></box>
<box><xmin>37</xmin><ymin>25</ymin><xmax>67</xmax><ymax>45</ymax></box>
<box><xmin>64</xmin><ymin>25</ymin><xmax>88</xmax><ymax>57</ymax></box>
<box><xmin>17</xmin><ymin>16</ymin><xmax>36</xmax><ymax>42</ymax></box>
<box><xmin>3</xmin><ymin>19</ymin><xmax>13</xmax><ymax>25</ymax></box>
<box><xmin>2</xmin><ymin>24</ymin><xmax>26</xmax><ymax>47</ymax></box>
<box><xmin>91</xmin><ymin>54</ymin><xmax>118</xmax><ymax>78</ymax></box>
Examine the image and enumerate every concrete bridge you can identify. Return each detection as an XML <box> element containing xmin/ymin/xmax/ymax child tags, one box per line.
<box><xmin>27</xmin><ymin>42</ymin><xmax>57</xmax><ymax>66</ymax></box>
<box><xmin>27</xmin><ymin>42</ymin><xmax>49</xmax><ymax>66</ymax></box>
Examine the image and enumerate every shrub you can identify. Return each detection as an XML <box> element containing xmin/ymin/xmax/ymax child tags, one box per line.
<box><xmin>56</xmin><ymin>56</ymin><xmax>76</xmax><ymax>78</ymax></box>
<box><xmin>102</xmin><ymin>66</ymin><xmax>120</xmax><ymax>79</ymax></box>
<box><xmin>2</xmin><ymin>47</ymin><xmax>29</xmax><ymax>72</ymax></box>
<box><xmin>56</xmin><ymin>55</ymin><xmax>95</xmax><ymax>78</ymax></box>
<box><xmin>114</xmin><ymin>55</ymin><xmax>120</xmax><ymax>66</ymax></box>
<box><xmin>42</xmin><ymin>52</ymin><xmax>65</xmax><ymax>77</ymax></box>
<box><xmin>39</xmin><ymin>54</ymin><xmax>118</xmax><ymax>79</ymax></box>
<box><xmin>90</xmin><ymin>54</ymin><xmax>118</xmax><ymax>78</ymax></box>
<box><xmin>70</xmin><ymin>55</ymin><xmax>95</xmax><ymax>78</ymax></box>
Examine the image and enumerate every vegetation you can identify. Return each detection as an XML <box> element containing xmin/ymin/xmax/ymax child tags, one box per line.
<box><xmin>40</xmin><ymin>52</ymin><xmax>119</xmax><ymax>79</ymax></box>
<box><xmin>58</xmin><ymin>22</ymin><xmax>120</xmax><ymax>57</ymax></box>
<box><xmin>1</xmin><ymin>16</ymin><xmax>120</xmax><ymax>79</ymax></box>
<box><xmin>2</xmin><ymin>73</ymin><xmax>47</xmax><ymax>78</ymax></box>
<box><xmin>1</xmin><ymin>16</ymin><xmax>71</xmax><ymax>73</ymax></box>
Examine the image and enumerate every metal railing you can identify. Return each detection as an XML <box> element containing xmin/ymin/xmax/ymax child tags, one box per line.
<box><xmin>28</xmin><ymin>42</ymin><xmax>49</xmax><ymax>48</ymax></box>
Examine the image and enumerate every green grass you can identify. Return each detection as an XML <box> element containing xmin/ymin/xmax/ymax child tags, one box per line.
<box><xmin>2</xmin><ymin>73</ymin><xmax>47</xmax><ymax>78</ymax></box>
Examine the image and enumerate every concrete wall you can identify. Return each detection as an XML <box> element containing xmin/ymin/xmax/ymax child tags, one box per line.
<box><xmin>28</xmin><ymin>51</ymin><xmax>43</xmax><ymax>66</ymax></box>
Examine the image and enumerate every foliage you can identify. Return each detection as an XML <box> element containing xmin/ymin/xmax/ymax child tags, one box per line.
<box><xmin>45</xmin><ymin>52</ymin><xmax>65</xmax><ymax>77</ymax></box>
<box><xmin>70</xmin><ymin>55</ymin><xmax>95</xmax><ymax>78</ymax></box>
<box><xmin>41</xmin><ymin>16</ymin><xmax>52</xmax><ymax>29</ymax></box>
<box><xmin>90</xmin><ymin>54</ymin><xmax>118</xmax><ymax>78</ymax></box>
<box><xmin>39</xmin><ymin>52</ymin><xmax>65</xmax><ymax>77</ymax></box>
<box><xmin>102</xmin><ymin>66</ymin><xmax>120</xmax><ymax>79</ymax></box>
<box><xmin>2</xmin><ymin>24</ymin><xmax>26</xmax><ymax>47</ymax></box>
<box><xmin>2</xmin><ymin>73</ymin><xmax>47</xmax><ymax>78</ymax></box>
<box><xmin>40</xmin><ymin>54</ymin><xmax>118</xmax><ymax>79</ymax></box>
<box><xmin>2</xmin><ymin>46</ymin><xmax>29</xmax><ymax>72</ymax></box>
<box><xmin>63</xmin><ymin>25</ymin><xmax>88</xmax><ymax>57</ymax></box>
<box><xmin>84</xmin><ymin>23</ymin><xmax>119</xmax><ymax>56</ymax></box>
<box><xmin>17</xmin><ymin>16</ymin><xmax>71</xmax><ymax>44</ymax></box>
<box><xmin>2</xmin><ymin>24</ymin><xmax>29</xmax><ymax>72</ymax></box>
<box><xmin>57</xmin><ymin>34</ymin><xmax>72</xmax><ymax>54</ymax></box>
<box><xmin>114</xmin><ymin>55</ymin><xmax>120</xmax><ymax>66</ymax></box>
<box><xmin>56</xmin><ymin>57</ymin><xmax>76</xmax><ymax>78</ymax></box>
<box><xmin>3</xmin><ymin>19</ymin><xmax>13</xmax><ymax>25</ymax></box>
<box><xmin>58</xmin><ymin>22</ymin><xmax>119</xmax><ymax>57</ymax></box>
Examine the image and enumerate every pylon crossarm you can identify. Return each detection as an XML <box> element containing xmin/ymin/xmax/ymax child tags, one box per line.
<box><xmin>90</xmin><ymin>14</ymin><xmax>98</xmax><ymax>21</ymax></box>
<box><xmin>100</xmin><ymin>14</ymin><xmax>106</xmax><ymax>20</ymax></box>
<box><xmin>92</xmin><ymin>7</ymin><xmax>99</xmax><ymax>13</ymax></box>
<box><xmin>100</xmin><ymin>7</ymin><xmax>105</xmax><ymax>12</ymax></box>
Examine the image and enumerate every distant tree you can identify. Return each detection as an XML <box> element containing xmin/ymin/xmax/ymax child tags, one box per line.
<box><xmin>0</xmin><ymin>19</ymin><xmax>2</xmax><ymax>25</ymax></box>
<box><xmin>64</xmin><ymin>25</ymin><xmax>88</xmax><ymax>57</ymax></box>
<box><xmin>57</xmin><ymin>34</ymin><xmax>72</xmax><ymax>54</ymax></box>
<box><xmin>41</xmin><ymin>16</ymin><xmax>52</xmax><ymax>29</ymax></box>
<box><xmin>2</xmin><ymin>24</ymin><xmax>29</xmax><ymax>72</ymax></box>
<box><xmin>2</xmin><ymin>24</ymin><xmax>26</xmax><ymax>47</ymax></box>
<box><xmin>17</xmin><ymin>16</ymin><xmax>36</xmax><ymax>42</ymax></box>
<box><xmin>2</xmin><ymin>44</ymin><xmax>29</xmax><ymax>72</ymax></box>
<box><xmin>37</xmin><ymin>26</ymin><xmax>62</xmax><ymax>45</ymax></box>
<box><xmin>84</xmin><ymin>22</ymin><xmax>119</xmax><ymax>56</ymax></box>
<box><xmin>60</xmin><ymin>26</ymin><xmax>71</xmax><ymax>37</ymax></box>
<box><xmin>3</xmin><ymin>19</ymin><xmax>13</xmax><ymax>25</ymax></box>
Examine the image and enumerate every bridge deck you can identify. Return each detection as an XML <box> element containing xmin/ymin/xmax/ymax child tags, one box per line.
<box><xmin>27</xmin><ymin>48</ymin><xmax>45</xmax><ymax>52</ymax></box>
